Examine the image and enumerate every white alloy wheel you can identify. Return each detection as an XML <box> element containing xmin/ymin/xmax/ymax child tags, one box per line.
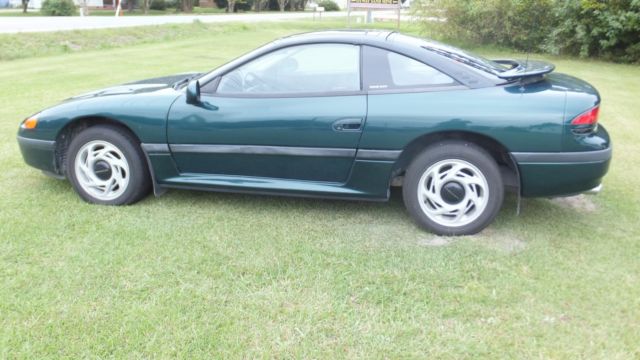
<box><xmin>417</xmin><ymin>158</ymin><xmax>489</xmax><ymax>228</ymax></box>
<box><xmin>73</xmin><ymin>140</ymin><xmax>130</xmax><ymax>201</ymax></box>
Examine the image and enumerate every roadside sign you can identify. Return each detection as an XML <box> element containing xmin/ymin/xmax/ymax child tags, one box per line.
<box><xmin>349</xmin><ymin>0</ymin><xmax>399</xmax><ymax>9</ymax></box>
<box><xmin>347</xmin><ymin>0</ymin><xmax>401</xmax><ymax>28</ymax></box>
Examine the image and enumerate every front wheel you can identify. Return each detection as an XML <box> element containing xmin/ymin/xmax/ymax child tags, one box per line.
<box><xmin>67</xmin><ymin>125</ymin><xmax>151</xmax><ymax>205</ymax></box>
<box><xmin>402</xmin><ymin>141</ymin><xmax>504</xmax><ymax>235</ymax></box>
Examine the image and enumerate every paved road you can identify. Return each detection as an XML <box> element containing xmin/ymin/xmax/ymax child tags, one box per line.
<box><xmin>0</xmin><ymin>11</ymin><xmax>381</xmax><ymax>33</ymax></box>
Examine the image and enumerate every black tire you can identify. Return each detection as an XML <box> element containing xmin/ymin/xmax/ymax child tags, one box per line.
<box><xmin>66</xmin><ymin>125</ymin><xmax>151</xmax><ymax>205</ymax></box>
<box><xmin>402</xmin><ymin>141</ymin><xmax>504</xmax><ymax>236</ymax></box>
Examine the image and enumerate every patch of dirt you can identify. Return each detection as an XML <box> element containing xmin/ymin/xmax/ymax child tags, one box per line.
<box><xmin>550</xmin><ymin>194</ymin><xmax>597</xmax><ymax>212</ymax></box>
<box><xmin>474</xmin><ymin>228</ymin><xmax>527</xmax><ymax>254</ymax></box>
<box><xmin>417</xmin><ymin>229</ymin><xmax>527</xmax><ymax>253</ymax></box>
<box><xmin>491</xmin><ymin>236</ymin><xmax>527</xmax><ymax>253</ymax></box>
<box><xmin>417</xmin><ymin>236</ymin><xmax>452</xmax><ymax>247</ymax></box>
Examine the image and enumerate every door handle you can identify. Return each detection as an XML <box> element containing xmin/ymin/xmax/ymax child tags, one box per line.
<box><xmin>332</xmin><ymin>118</ymin><xmax>363</xmax><ymax>132</ymax></box>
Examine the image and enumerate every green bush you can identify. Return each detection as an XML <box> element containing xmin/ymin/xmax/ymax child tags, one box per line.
<box><xmin>40</xmin><ymin>0</ymin><xmax>76</xmax><ymax>16</ymax></box>
<box><xmin>150</xmin><ymin>0</ymin><xmax>167</xmax><ymax>10</ymax></box>
<box><xmin>167</xmin><ymin>0</ymin><xmax>182</xmax><ymax>9</ymax></box>
<box><xmin>317</xmin><ymin>0</ymin><xmax>339</xmax><ymax>11</ymax></box>
<box><xmin>415</xmin><ymin>0</ymin><xmax>640</xmax><ymax>63</ymax></box>
<box><xmin>417</xmin><ymin>0</ymin><xmax>554</xmax><ymax>51</ymax></box>
<box><xmin>544</xmin><ymin>0</ymin><xmax>640</xmax><ymax>63</ymax></box>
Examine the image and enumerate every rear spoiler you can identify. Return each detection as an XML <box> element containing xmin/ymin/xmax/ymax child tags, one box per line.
<box><xmin>494</xmin><ymin>59</ymin><xmax>555</xmax><ymax>80</ymax></box>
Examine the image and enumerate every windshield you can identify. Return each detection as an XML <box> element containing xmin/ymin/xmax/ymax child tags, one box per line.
<box><xmin>390</xmin><ymin>33</ymin><xmax>512</xmax><ymax>74</ymax></box>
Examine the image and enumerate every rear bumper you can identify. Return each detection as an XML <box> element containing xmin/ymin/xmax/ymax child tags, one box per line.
<box><xmin>512</xmin><ymin>147</ymin><xmax>612</xmax><ymax>197</ymax></box>
<box><xmin>17</xmin><ymin>136</ymin><xmax>59</xmax><ymax>175</ymax></box>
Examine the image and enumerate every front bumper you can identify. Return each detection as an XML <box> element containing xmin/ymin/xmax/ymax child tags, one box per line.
<box><xmin>17</xmin><ymin>135</ymin><xmax>59</xmax><ymax>175</ymax></box>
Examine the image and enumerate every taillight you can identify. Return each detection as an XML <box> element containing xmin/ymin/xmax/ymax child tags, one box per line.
<box><xmin>570</xmin><ymin>105</ymin><xmax>599</xmax><ymax>134</ymax></box>
<box><xmin>571</xmin><ymin>106</ymin><xmax>599</xmax><ymax>126</ymax></box>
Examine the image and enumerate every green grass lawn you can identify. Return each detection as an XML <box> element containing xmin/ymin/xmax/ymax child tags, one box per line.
<box><xmin>1</xmin><ymin>21</ymin><xmax>639</xmax><ymax>358</ymax></box>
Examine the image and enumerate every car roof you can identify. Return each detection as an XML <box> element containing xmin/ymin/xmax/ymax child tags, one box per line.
<box><xmin>199</xmin><ymin>30</ymin><xmax>503</xmax><ymax>89</ymax></box>
<box><xmin>276</xmin><ymin>30</ymin><xmax>457</xmax><ymax>52</ymax></box>
<box><xmin>278</xmin><ymin>30</ymin><xmax>395</xmax><ymax>44</ymax></box>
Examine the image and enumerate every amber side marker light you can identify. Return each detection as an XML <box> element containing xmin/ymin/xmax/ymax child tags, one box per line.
<box><xmin>21</xmin><ymin>117</ymin><xmax>38</xmax><ymax>129</ymax></box>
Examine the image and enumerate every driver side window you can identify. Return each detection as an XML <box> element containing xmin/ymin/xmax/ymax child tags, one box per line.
<box><xmin>216</xmin><ymin>44</ymin><xmax>361</xmax><ymax>95</ymax></box>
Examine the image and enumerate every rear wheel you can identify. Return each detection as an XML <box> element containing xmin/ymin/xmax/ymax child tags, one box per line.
<box><xmin>67</xmin><ymin>125</ymin><xmax>150</xmax><ymax>205</ymax></box>
<box><xmin>402</xmin><ymin>141</ymin><xmax>504</xmax><ymax>235</ymax></box>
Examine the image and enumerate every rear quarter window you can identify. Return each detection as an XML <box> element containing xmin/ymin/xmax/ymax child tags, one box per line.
<box><xmin>363</xmin><ymin>46</ymin><xmax>457</xmax><ymax>91</ymax></box>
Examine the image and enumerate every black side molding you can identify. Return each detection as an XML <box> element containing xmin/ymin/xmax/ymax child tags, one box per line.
<box><xmin>511</xmin><ymin>147</ymin><xmax>611</xmax><ymax>163</ymax></box>
<box><xmin>168</xmin><ymin>144</ymin><xmax>357</xmax><ymax>158</ymax></box>
<box><xmin>140</xmin><ymin>143</ymin><xmax>170</xmax><ymax>153</ymax></box>
<box><xmin>356</xmin><ymin>149</ymin><xmax>402</xmax><ymax>161</ymax></box>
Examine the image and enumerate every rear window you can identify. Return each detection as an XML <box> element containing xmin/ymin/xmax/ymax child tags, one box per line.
<box><xmin>389</xmin><ymin>33</ymin><xmax>510</xmax><ymax>75</ymax></box>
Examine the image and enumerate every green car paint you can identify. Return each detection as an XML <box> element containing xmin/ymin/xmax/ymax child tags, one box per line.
<box><xmin>167</xmin><ymin>94</ymin><xmax>367</xmax><ymax>183</ymax></box>
<box><xmin>17</xmin><ymin>31</ymin><xmax>611</xmax><ymax>201</ymax></box>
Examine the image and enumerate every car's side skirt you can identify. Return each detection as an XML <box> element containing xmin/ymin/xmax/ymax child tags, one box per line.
<box><xmin>140</xmin><ymin>143</ymin><xmax>399</xmax><ymax>200</ymax></box>
<box><xmin>158</xmin><ymin>160</ymin><xmax>394</xmax><ymax>200</ymax></box>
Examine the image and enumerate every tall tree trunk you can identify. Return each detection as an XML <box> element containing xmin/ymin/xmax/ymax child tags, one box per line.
<box><xmin>21</xmin><ymin>0</ymin><xmax>28</xmax><ymax>13</ymax></box>
<box><xmin>182</xmin><ymin>0</ymin><xmax>193</xmax><ymax>12</ymax></box>
<box><xmin>81</xmin><ymin>0</ymin><xmax>89</xmax><ymax>15</ymax></box>
<box><xmin>143</xmin><ymin>0</ymin><xmax>148</xmax><ymax>14</ymax></box>
<box><xmin>254</xmin><ymin>0</ymin><xmax>265</xmax><ymax>12</ymax></box>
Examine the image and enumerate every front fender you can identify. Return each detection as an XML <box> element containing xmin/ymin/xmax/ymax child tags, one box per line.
<box><xmin>17</xmin><ymin>88</ymin><xmax>182</xmax><ymax>144</ymax></box>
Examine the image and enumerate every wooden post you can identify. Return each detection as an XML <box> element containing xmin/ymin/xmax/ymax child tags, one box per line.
<box><xmin>115</xmin><ymin>0</ymin><xmax>122</xmax><ymax>17</ymax></box>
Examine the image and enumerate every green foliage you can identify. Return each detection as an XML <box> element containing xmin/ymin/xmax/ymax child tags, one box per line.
<box><xmin>163</xmin><ymin>0</ymin><xmax>183</xmax><ymax>10</ymax></box>
<box><xmin>416</xmin><ymin>0</ymin><xmax>640</xmax><ymax>63</ymax></box>
<box><xmin>417</xmin><ymin>0</ymin><xmax>555</xmax><ymax>50</ymax></box>
<box><xmin>317</xmin><ymin>0</ymin><xmax>339</xmax><ymax>11</ymax></box>
<box><xmin>150</xmin><ymin>0</ymin><xmax>167</xmax><ymax>10</ymax></box>
<box><xmin>544</xmin><ymin>0</ymin><xmax>640</xmax><ymax>62</ymax></box>
<box><xmin>40</xmin><ymin>0</ymin><xmax>76</xmax><ymax>16</ymax></box>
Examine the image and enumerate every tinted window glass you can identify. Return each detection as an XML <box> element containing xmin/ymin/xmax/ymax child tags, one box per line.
<box><xmin>363</xmin><ymin>46</ymin><xmax>456</xmax><ymax>90</ymax></box>
<box><xmin>217</xmin><ymin>44</ymin><xmax>360</xmax><ymax>95</ymax></box>
<box><xmin>388</xmin><ymin>33</ymin><xmax>509</xmax><ymax>74</ymax></box>
<box><xmin>387</xmin><ymin>52</ymin><xmax>455</xmax><ymax>87</ymax></box>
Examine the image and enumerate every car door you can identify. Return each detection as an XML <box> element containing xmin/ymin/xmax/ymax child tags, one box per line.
<box><xmin>167</xmin><ymin>43</ymin><xmax>366</xmax><ymax>183</ymax></box>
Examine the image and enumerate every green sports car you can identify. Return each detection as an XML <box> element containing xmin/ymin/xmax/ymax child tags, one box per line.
<box><xmin>17</xmin><ymin>31</ymin><xmax>611</xmax><ymax>235</ymax></box>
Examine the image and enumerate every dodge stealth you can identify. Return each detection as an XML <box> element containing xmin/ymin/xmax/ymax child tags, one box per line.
<box><xmin>17</xmin><ymin>31</ymin><xmax>611</xmax><ymax>235</ymax></box>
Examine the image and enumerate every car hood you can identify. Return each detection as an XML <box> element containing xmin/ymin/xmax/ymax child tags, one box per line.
<box><xmin>65</xmin><ymin>72</ymin><xmax>202</xmax><ymax>101</ymax></box>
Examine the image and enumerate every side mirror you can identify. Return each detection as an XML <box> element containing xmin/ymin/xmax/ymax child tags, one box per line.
<box><xmin>186</xmin><ymin>80</ymin><xmax>201</xmax><ymax>105</ymax></box>
<box><xmin>185</xmin><ymin>80</ymin><xmax>218</xmax><ymax>110</ymax></box>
